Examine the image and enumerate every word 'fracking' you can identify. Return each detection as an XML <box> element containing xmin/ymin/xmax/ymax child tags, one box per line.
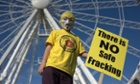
<box><xmin>87</xmin><ymin>56</ymin><xmax>121</xmax><ymax>77</ymax></box>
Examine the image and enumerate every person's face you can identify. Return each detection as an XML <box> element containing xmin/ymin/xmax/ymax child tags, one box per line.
<box><xmin>60</xmin><ymin>17</ymin><xmax>75</xmax><ymax>31</ymax></box>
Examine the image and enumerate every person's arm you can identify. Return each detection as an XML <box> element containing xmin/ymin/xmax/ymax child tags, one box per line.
<box><xmin>38</xmin><ymin>44</ymin><xmax>52</xmax><ymax>75</ymax></box>
<box><xmin>81</xmin><ymin>52</ymin><xmax>88</xmax><ymax>58</ymax></box>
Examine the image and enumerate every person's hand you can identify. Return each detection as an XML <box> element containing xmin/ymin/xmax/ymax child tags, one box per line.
<box><xmin>38</xmin><ymin>45</ymin><xmax>52</xmax><ymax>75</ymax></box>
<box><xmin>38</xmin><ymin>64</ymin><xmax>45</xmax><ymax>75</ymax></box>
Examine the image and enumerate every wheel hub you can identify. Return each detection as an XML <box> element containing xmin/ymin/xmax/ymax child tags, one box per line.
<box><xmin>31</xmin><ymin>0</ymin><xmax>51</xmax><ymax>9</ymax></box>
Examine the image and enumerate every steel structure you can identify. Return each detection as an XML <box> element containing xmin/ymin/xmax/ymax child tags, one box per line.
<box><xmin>128</xmin><ymin>61</ymin><xmax>140</xmax><ymax>84</ymax></box>
<box><xmin>0</xmin><ymin>0</ymin><xmax>140</xmax><ymax>84</ymax></box>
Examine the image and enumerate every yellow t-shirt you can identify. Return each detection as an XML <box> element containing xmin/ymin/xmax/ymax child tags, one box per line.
<box><xmin>46</xmin><ymin>29</ymin><xmax>85</xmax><ymax>76</ymax></box>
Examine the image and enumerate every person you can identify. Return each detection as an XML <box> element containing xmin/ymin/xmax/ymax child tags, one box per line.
<box><xmin>38</xmin><ymin>11</ymin><xmax>88</xmax><ymax>84</ymax></box>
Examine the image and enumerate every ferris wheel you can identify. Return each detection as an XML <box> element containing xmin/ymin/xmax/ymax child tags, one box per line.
<box><xmin>0</xmin><ymin>0</ymin><xmax>140</xmax><ymax>84</ymax></box>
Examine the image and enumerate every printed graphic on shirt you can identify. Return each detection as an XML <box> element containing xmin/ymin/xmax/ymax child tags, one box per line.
<box><xmin>60</xmin><ymin>35</ymin><xmax>77</xmax><ymax>52</ymax></box>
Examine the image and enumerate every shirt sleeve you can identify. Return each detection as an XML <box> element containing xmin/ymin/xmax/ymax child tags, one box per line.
<box><xmin>79</xmin><ymin>39</ymin><xmax>86</xmax><ymax>55</ymax></box>
<box><xmin>45</xmin><ymin>30</ymin><xmax>55</xmax><ymax>46</ymax></box>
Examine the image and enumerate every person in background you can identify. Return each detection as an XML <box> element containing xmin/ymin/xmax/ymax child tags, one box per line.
<box><xmin>38</xmin><ymin>11</ymin><xmax>88</xmax><ymax>84</ymax></box>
